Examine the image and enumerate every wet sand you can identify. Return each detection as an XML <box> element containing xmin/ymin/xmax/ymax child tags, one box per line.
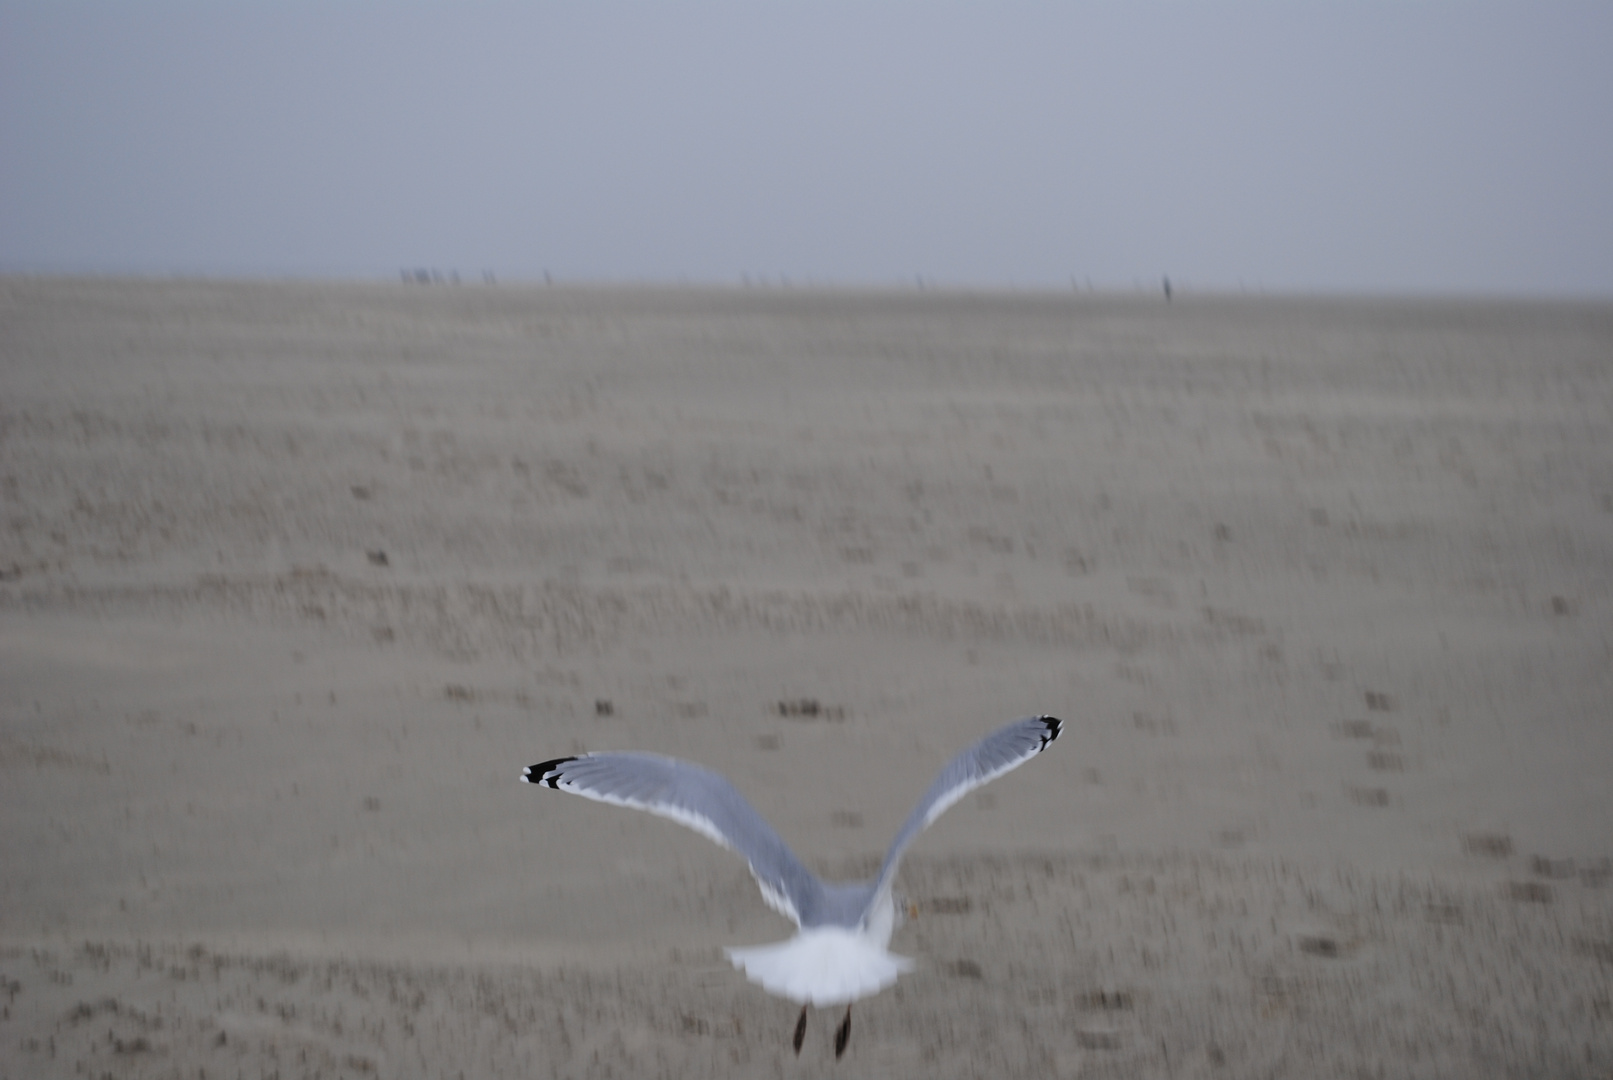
<box><xmin>2</xmin><ymin>277</ymin><xmax>1611</xmax><ymax>1077</ymax></box>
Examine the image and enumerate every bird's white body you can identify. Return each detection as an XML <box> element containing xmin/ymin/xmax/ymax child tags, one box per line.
<box><xmin>725</xmin><ymin>887</ymin><xmax>910</xmax><ymax>1006</ymax></box>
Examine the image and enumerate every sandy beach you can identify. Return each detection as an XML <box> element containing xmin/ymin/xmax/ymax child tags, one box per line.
<box><xmin>2</xmin><ymin>277</ymin><xmax>1610</xmax><ymax>1077</ymax></box>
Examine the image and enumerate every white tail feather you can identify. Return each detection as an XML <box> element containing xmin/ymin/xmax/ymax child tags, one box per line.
<box><xmin>725</xmin><ymin>929</ymin><xmax>915</xmax><ymax>1007</ymax></box>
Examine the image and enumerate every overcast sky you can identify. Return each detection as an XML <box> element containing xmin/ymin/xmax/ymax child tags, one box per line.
<box><xmin>2</xmin><ymin>2</ymin><xmax>1609</xmax><ymax>295</ymax></box>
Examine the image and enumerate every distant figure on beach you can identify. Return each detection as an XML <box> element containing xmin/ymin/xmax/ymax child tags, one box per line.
<box><xmin>1163</xmin><ymin>275</ymin><xmax>1173</xmax><ymax>302</ymax></box>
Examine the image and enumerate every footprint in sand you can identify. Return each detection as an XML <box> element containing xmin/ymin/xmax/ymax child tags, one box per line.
<box><xmin>1462</xmin><ymin>833</ymin><xmax>1513</xmax><ymax>858</ymax></box>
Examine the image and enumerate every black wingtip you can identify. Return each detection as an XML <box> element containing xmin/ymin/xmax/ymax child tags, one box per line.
<box><xmin>1037</xmin><ymin>716</ymin><xmax>1063</xmax><ymax>748</ymax></box>
<box><xmin>523</xmin><ymin>756</ymin><xmax>579</xmax><ymax>788</ymax></box>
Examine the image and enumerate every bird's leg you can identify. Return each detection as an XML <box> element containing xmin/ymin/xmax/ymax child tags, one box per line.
<box><xmin>792</xmin><ymin>1004</ymin><xmax>808</xmax><ymax>1055</ymax></box>
<box><xmin>833</xmin><ymin>1005</ymin><xmax>852</xmax><ymax>1059</ymax></box>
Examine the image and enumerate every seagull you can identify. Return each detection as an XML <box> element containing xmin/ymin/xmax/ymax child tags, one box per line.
<box><xmin>522</xmin><ymin>714</ymin><xmax>1062</xmax><ymax>1059</ymax></box>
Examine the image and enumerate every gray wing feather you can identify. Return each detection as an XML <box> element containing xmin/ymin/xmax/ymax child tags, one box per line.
<box><xmin>524</xmin><ymin>752</ymin><xmax>825</xmax><ymax>926</ymax></box>
<box><xmin>871</xmin><ymin>716</ymin><xmax>1062</xmax><ymax>897</ymax></box>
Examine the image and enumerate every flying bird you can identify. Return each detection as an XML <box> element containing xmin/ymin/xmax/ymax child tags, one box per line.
<box><xmin>522</xmin><ymin>714</ymin><xmax>1062</xmax><ymax>1058</ymax></box>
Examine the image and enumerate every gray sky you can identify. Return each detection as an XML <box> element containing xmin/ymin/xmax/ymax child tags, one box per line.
<box><xmin>2</xmin><ymin>2</ymin><xmax>1610</xmax><ymax>295</ymax></box>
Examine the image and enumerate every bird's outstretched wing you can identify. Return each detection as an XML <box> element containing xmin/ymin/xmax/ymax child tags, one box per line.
<box><xmin>523</xmin><ymin>752</ymin><xmax>824</xmax><ymax>926</ymax></box>
<box><xmin>870</xmin><ymin>716</ymin><xmax>1062</xmax><ymax>897</ymax></box>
